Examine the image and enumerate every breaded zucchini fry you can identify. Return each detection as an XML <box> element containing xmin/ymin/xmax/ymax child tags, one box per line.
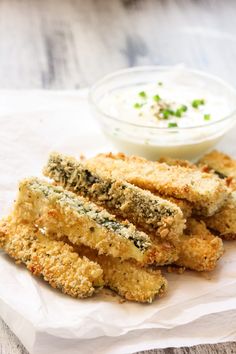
<box><xmin>157</xmin><ymin>155</ymin><xmax>236</xmax><ymax>240</ymax></box>
<box><xmin>86</xmin><ymin>153</ymin><xmax>229</xmax><ymax>216</ymax></box>
<box><xmin>0</xmin><ymin>218</ymin><xmax>104</xmax><ymax>298</ymax></box>
<box><xmin>160</xmin><ymin>151</ymin><xmax>236</xmax><ymax>190</ymax></box>
<box><xmin>176</xmin><ymin>219</ymin><xmax>224</xmax><ymax>271</ymax></box>
<box><xmin>13</xmin><ymin>179</ymin><xmax>178</xmax><ymax>265</ymax></box>
<box><xmin>158</xmin><ymin>157</ymin><xmax>196</xmax><ymax>169</ymax></box>
<box><xmin>76</xmin><ymin>245</ymin><xmax>167</xmax><ymax>303</ymax></box>
<box><xmin>161</xmin><ymin>196</ymin><xmax>193</xmax><ymax>219</ymax></box>
<box><xmin>165</xmin><ymin>153</ymin><xmax>236</xmax><ymax>240</ymax></box>
<box><xmin>44</xmin><ymin>152</ymin><xmax>185</xmax><ymax>244</ymax></box>
<box><xmin>203</xmin><ymin>191</ymin><xmax>236</xmax><ymax>240</ymax></box>
<box><xmin>198</xmin><ymin>150</ymin><xmax>236</xmax><ymax>180</ymax></box>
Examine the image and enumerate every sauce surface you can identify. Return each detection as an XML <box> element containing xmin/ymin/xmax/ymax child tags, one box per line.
<box><xmin>100</xmin><ymin>81</ymin><xmax>231</xmax><ymax>128</ymax></box>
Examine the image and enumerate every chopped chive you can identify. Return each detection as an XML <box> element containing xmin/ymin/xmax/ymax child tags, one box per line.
<box><xmin>161</xmin><ymin>109</ymin><xmax>170</xmax><ymax>119</ymax></box>
<box><xmin>139</xmin><ymin>91</ymin><xmax>147</xmax><ymax>99</ymax></box>
<box><xmin>175</xmin><ymin>109</ymin><xmax>182</xmax><ymax>118</ymax></box>
<box><xmin>175</xmin><ymin>105</ymin><xmax>188</xmax><ymax>117</ymax></box>
<box><xmin>192</xmin><ymin>99</ymin><xmax>205</xmax><ymax>109</ymax></box>
<box><xmin>192</xmin><ymin>100</ymin><xmax>199</xmax><ymax>108</ymax></box>
<box><xmin>158</xmin><ymin>81</ymin><xmax>163</xmax><ymax>86</ymax></box>
<box><xmin>204</xmin><ymin>114</ymin><xmax>211</xmax><ymax>121</ymax></box>
<box><xmin>134</xmin><ymin>103</ymin><xmax>143</xmax><ymax>109</ymax></box>
<box><xmin>153</xmin><ymin>94</ymin><xmax>161</xmax><ymax>102</ymax></box>
<box><xmin>160</xmin><ymin>108</ymin><xmax>175</xmax><ymax>119</ymax></box>
<box><xmin>167</xmin><ymin>109</ymin><xmax>175</xmax><ymax>115</ymax></box>
<box><xmin>181</xmin><ymin>105</ymin><xmax>188</xmax><ymax>112</ymax></box>
<box><xmin>163</xmin><ymin>111</ymin><xmax>169</xmax><ymax>119</ymax></box>
<box><xmin>168</xmin><ymin>122</ymin><xmax>178</xmax><ymax>128</ymax></box>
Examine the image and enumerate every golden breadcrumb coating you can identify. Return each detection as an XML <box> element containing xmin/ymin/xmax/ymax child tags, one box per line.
<box><xmin>198</xmin><ymin>150</ymin><xmax>236</xmax><ymax>180</ymax></box>
<box><xmin>203</xmin><ymin>192</ymin><xmax>236</xmax><ymax>240</ymax></box>
<box><xmin>74</xmin><ymin>245</ymin><xmax>167</xmax><ymax>303</ymax></box>
<box><xmin>167</xmin><ymin>265</ymin><xmax>186</xmax><ymax>274</ymax></box>
<box><xmin>158</xmin><ymin>157</ymin><xmax>197</xmax><ymax>169</ymax></box>
<box><xmin>86</xmin><ymin>153</ymin><xmax>229</xmax><ymax>216</ymax></box>
<box><xmin>141</xmin><ymin>238</ymin><xmax>179</xmax><ymax>265</ymax></box>
<box><xmin>43</xmin><ymin>152</ymin><xmax>185</xmax><ymax>244</ymax></box>
<box><xmin>176</xmin><ymin>219</ymin><xmax>224</xmax><ymax>271</ymax></box>
<box><xmin>159</xmin><ymin>152</ymin><xmax>236</xmax><ymax>240</ymax></box>
<box><xmin>162</xmin><ymin>196</ymin><xmax>193</xmax><ymax>219</ymax></box>
<box><xmin>159</xmin><ymin>151</ymin><xmax>236</xmax><ymax>190</ymax></box>
<box><xmin>13</xmin><ymin>178</ymin><xmax>178</xmax><ymax>265</ymax></box>
<box><xmin>157</xmin><ymin>158</ymin><xmax>202</xmax><ymax>215</ymax></box>
<box><xmin>0</xmin><ymin>218</ymin><xmax>104</xmax><ymax>298</ymax></box>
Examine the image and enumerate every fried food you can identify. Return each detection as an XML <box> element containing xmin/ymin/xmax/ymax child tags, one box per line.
<box><xmin>176</xmin><ymin>219</ymin><xmax>224</xmax><ymax>271</ymax></box>
<box><xmin>158</xmin><ymin>156</ymin><xmax>196</xmax><ymax>169</ymax></box>
<box><xmin>160</xmin><ymin>151</ymin><xmax>236</xmax><ymax>190</ymax></box>
<box><xmin>13</xmin><ymin>178</ymin><xmax>179</xmax><ymax>265</ymax></box>
<box><xmin>85</xmin><ymin>153</ymin><xmax>229</xmax><ymax>216</ymax></box>
<box><xmin>0</xmin><ymin>217</ymin><xmax>167</xmax><ymax>302</ymax></box>
<box><xmin>159</xmin><ymin>152</ymin><xmax>236</xmax><ymax>241</ymax></box>
<box><xmin>2</xmin><ymin>148</ymin><xmax>234</xmax><ymax>304</ymax></box>
<box><xmin>163</xmin><ymin>197</ymin><xmax>193</xmax><ymax>219</ymax></box>
<box><xmin>0</xmin><ymin>218</ymin><xmax>104</xmax><ymax>298</ymax></box>
<box><xmin>76</xmin><ymin>245</ymin><xmax>167</xmax><ymax>303</ymax></box>
<box><xmin>198</xmin><ymin>150</ymin><xmax>236</xmax><ymax>180</ymax></box>
<box><xmin>44</xmin><ymin>152</ymin><xmax>185</xmax><ymax>244</ymax></box>
<box><xmin>202</xmin><ymin>191</ymin><xmax>236</xmax><ymax>240</ymax></box>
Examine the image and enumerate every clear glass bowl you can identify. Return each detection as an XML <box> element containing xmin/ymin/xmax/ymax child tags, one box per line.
<box><xmin>89</xmin><ymin>66</ymin><xmax>236</xmax><ymax>160</ymax></box>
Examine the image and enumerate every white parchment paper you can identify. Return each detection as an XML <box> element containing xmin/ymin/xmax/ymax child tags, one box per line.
<box><xmin>0</xmin><ymin>90</ymin><xmax>236</xmax><ymax>354</ymax></box>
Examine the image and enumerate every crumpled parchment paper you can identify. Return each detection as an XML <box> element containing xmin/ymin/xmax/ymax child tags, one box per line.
<box><xmin>0</xmin><ymin>90</ymin><xmax>236</xmax><ymax>354</ymax></box>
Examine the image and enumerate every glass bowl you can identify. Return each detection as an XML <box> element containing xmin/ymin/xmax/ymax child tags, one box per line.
<box><xmin>89</xmin><ymin>66</ymin><xmax>236</xmax><ymax>161</ymax></box>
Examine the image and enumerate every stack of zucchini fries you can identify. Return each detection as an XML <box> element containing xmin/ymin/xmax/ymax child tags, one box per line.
<box><xmin>0</xmin><ymin>149</ymin><xmax>235</xmax><ymax>303</ymax></box>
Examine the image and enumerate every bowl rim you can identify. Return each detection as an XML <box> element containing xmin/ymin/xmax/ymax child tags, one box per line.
<box><xmin>89</xmin><ymin>65</ymin><xmax>236</xmax><ymax>131</ymax></box>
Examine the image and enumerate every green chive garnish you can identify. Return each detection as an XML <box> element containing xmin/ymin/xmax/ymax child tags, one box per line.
<box><xmin>181</xmin><ymin>105</ymin><xmax>188</xmax><ymax>112</ymax></box>
<box><xmin>168</xmin><ymin>109</ymin><xmax>175</xmax><ymax>115</ymax></box>
<box><xmin>160</xmin><ymin>108</ymin><xmax>175</xmax><ymax>119</ymax></box>
<box><xmin>175</xmin><ymin>109</ymin><xmax>182</xmax><ymax>118</ymax></box>
<box><xmin>204</xmin><ymin>114</ymin><xmax>211</xmax><ymax>121</ymax></box>
<box><xmin>168</xmin><ymin>122</ymin><xmax>178</xmax><ymax>128</ymax></box>
<box><xmin>161</xmin><ymin>109</ymin><xmax>170</xmax><ymax>119</ymax></box>
<box><xmin>153</xmin><ymin>95</ymin><xmax>161</xmax><ymax>102</ymax></box>
<box><xmin>139</xmin><ymin>91</ymin><xmax>147</xmax><ymax>99</ymax></box>
<box><xmin>175</xmin><ymin>105</ymin><xmax>188</xmax><ymax>117</ymax></box>
<box><xmin>192</xmin><ymin>99</ymin><xmax>205</xmax><ymax>109</ymax></box>
<box><xmin>134</xmin><ymin>103</ymin><xmax>143</xmax><ymax>109</ymax></box>
<box><xmin>158</xmin><ymin>81</ymin><xmax>163</xmax><ymax>86</ymax></box>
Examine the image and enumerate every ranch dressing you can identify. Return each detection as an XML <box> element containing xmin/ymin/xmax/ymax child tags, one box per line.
<box><xmin>100</xmin><ymin>82</ymin><xmax>230</xmax><ymax>129</ymax></box>
<box><xmin>94</xmin><ymin>68</ymin><xmax>236</xmax><ymax>160</ymax></box>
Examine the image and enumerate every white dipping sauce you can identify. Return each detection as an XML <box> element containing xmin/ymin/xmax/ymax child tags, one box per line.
<box><xmin>100</xmin><ymin>82</ymin><xmax>230</xmax><ymax>129</ymax></box>
<box><xmin>95</xmin><ymin>68</ymin><xmax>236</xmax><ymax>160</ymax></box>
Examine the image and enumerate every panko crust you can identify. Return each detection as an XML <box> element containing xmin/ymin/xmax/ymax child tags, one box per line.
<box><xmin>176</xmin><ymin>218</ymin><xmax>224</xmax><ymax>271</ymax></box>
<box><xmin>157</xmin><ymin>152</ymin><xmax>236</xmax><ymax>241</ymax></box>
<box><xmin>203</xmin><ymin>192</ymin><xmax>236</xmax><ymax>240</ymax></box>
<box><xmin>76</xmin><ymin>245</ymin><xmax>167</xmax><ymax>303</ymax></box>
<box><xmin>86</xmin><ymin>153</ymin><xmax>229</xmax><ymax>216</ymax></box>
<box><xmin>43</xmin><ymin>152</ymin><xmax>185</xmax><ymax>244</ymax></box>
<box><xmin>13</xmin><ymin>178</ymin><xmax>177</xmax><ymax>265</ymax></box>
<box><xmin>158</xmin><ymin>156</ymin><xmax>197</xmax><ymax>169</ymax></box>
<box><xmin>0</xmin><ymin>218</ymin><xmax>168</xmax><ymax>302</ymax></box>
<box><xmin>160</xmin><ymin>196</ymin><xmax>193</xmax><ymax>219</ymax></box>
<box><xmin>198</xmin><ymin>150</ymin><xmax>236</xmax><ymax>181</ymax></box>
<box><xmin>0</xmin><ymin>218</ymin><xmax>104</xmax><ymax>298</ymax></box>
